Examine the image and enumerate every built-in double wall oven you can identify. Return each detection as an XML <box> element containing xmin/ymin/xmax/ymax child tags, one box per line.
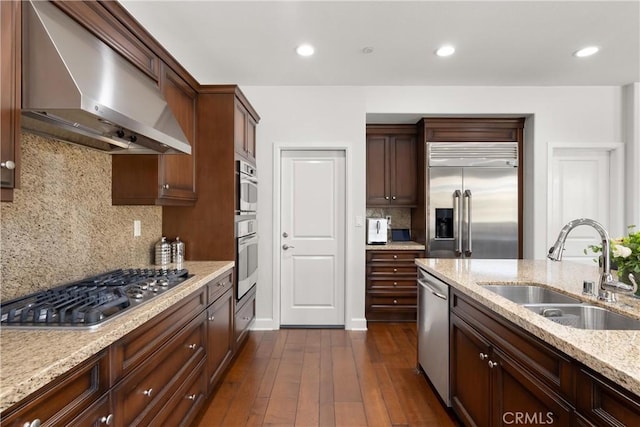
<box><xmin>236</xmin><ymin>160</ymin><xmax>258</xmax><ymax>300</ymax></box>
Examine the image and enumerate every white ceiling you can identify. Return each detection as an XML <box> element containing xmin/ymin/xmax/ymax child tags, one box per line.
<box><xmin>119</xmin><ymin>0</ymin><xmax>640</xmax><ymax>87</ymax></box>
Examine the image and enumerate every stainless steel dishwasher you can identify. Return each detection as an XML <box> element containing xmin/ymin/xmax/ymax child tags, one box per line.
<box><xmin>417</xmin><ymin>268</ymin><xmax>450</xmax><ymax>406</ymax></box>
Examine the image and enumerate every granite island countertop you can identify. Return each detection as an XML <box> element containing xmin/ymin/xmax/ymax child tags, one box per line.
<box><xmin>415</xmin><ymin>258</ymin><xmax>640</xmax><ymax>397</ymax></box>
<box><xmin>366</xmin><ymin>241</ymin><xmax>425</xmax><ymax>251</ymax></box>
<box><xmin>0</xmin><ymin>260</ymin><xmax>234</xmax><ymax>413</ymax></box>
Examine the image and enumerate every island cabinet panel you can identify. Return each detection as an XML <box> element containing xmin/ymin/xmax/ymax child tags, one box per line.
<box><xmin>450</xmin><ymin>288</ymin><xmax>640</xmax><ymax>427</ymax></box>
<box><xmin>0</xmin><ymin>0</ymin><xmax>21</xmax><ymax>202</ymax></box>
<box><xmin>575</xmin><ymin>366</ymin><xmax>640</xmax><ymax>427</ymax></box>
<box><xmin>0</xmin><ymin>351</ymin><xmax>110</xmax><ymax>427</ymax></box>
<box><xmin>365</xmin><ymin>250</ymin><xmax>423</xmax><ymax>321</ymax></box>
<box><xmin>451</xmin><ymin>290</ymin><xmax>574</xmax><ymax>427</ymax></box>
<box><xmin>366</xmin><ymin>125</ymin><xmax>418</xmax><ymax>207</ymax></box>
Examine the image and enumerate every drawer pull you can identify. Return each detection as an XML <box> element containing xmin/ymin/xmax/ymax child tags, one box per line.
<box><xmin>242</xmin><ymin>316</ymin><xmax>251</xmax><ymax>320</ymax></box>
<box><xmin>23</xmin><ymin>420</ymin><xmax>41</xmax><ymax>427</ymax></box>
<box><xmin>488</xmin><ymin>361</ymin><xmax>498</xmax><ymax>369</ymax></box>
<box><xmin>143</xmin><ymin>388</ymin><xmax>153</xmax><ymax>397</ymax></box>
<box><xmin>393</xmin><ymin>282</ymin><xmax>398</xmax><ymax>286</ymax></box>
<box><xmin>393</xmin><ymin>268</ymin><xmax>397</xmax><ymax>273</ymax></box>
<box><xmin>393</xmin><ymin>299</ymin><xmax>398</xmax><ymax>304</ymax></box>
<box><xmin>479</xmin><ymin>353</ymin><xmax>488</xmax><ymax>360</ymax></box>
<box><xmin>188</xmin><ymin>343</ymin><xmax>197</xmax><ymax>350</ymax></box>
<box><xmin>208</xmin><ymin>316</ymin><xmax>215</xmax><ymax>321</ymax></box>
<box><xmin>218</xmin><ymin>282</ymin><xmax>225</xmax><ymax>287</ymax></box>
<box><xmin>99</xmin><ymin>414</ymin><xmax>114</xmax><ymax>425</ymax></box>
<box><xmin>393</xmin><ymin>255</ymin><xmax>398</xmax><ymax>259</ymax></box>
<box><xmin>186</xmin><ymin>393</ymin><xmax>197</xmax><ymax>401</ymax></box>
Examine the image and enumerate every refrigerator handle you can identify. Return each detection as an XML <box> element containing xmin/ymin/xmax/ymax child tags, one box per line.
<box><xmin>453</xmin><ymin>190</ymin><xmax>462</xmax><ymax>256</ymax></box>
<box><xmin>464</xmin><ymin>190</ymin><xmax>472</xmax><ymax>256</ymax></box>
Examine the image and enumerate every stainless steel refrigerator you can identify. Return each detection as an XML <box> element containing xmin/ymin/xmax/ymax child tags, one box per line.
<box><xmin>427</xmin><ymin>142</ymin><xmax>519</xmax><ymax>259</ymax></box>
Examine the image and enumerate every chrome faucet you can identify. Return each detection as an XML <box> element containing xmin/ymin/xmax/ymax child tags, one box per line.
<box><xmin>547</xmin><ymin>218</ymin><xmax>637</xmax><ymax>302</ymax></box>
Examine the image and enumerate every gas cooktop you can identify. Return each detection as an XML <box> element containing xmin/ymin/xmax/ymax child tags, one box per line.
<box><xmin>0</xmin><ymin>268</ymin><xmax>191</xmax><ymax>329</ymax></box>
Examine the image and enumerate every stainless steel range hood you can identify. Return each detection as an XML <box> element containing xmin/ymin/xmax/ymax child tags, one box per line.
<box><xmin>21</xmin><ymin>0</ymin><xmax>191</xmax><ymax>155</ymax></box>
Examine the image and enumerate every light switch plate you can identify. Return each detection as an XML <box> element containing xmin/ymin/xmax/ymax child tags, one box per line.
<box><xmin>133</xmin><ymin>220</ymin><xmax>141</xmax><ymax>237</ymax></box>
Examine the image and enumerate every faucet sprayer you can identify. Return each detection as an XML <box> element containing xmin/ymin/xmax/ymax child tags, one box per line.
<box><xmin>547</xmin><ymin>218</ymin><xmax>637</xmax><ymax>302</ymax></box>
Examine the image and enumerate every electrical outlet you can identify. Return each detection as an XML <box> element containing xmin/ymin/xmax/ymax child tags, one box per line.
<box><xmin>133</xmin><ymin>220</ymin><xmax>141</xmax><ymax>237</ymax></box>
<box><xmin>385</xmin><ymin>215</ymin><xmax>392</xmax><ymax>226</ymax></box>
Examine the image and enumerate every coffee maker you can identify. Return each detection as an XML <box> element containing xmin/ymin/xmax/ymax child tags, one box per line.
<box><xmin>366</xmin><ymin>218</ymin><xmax>389</xmax><ymax>244</ymax></box>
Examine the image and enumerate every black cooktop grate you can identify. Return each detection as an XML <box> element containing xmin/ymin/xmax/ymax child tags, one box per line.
<box><xmin>1</xmin><ymin>268</ymin><xmax>190</xmax><ymax>328</ymax></box>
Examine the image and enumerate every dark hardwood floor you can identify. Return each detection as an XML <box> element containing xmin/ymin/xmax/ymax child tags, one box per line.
<box><xmin>196</xmin><ymin>323</ymin><xmax>459</xmax><ymax>426</ymax></box>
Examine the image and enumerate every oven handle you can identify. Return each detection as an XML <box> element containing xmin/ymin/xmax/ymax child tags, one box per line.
<box><xmin>238</xmin><ymin>233</ymin><xmax>258</xmax><ymax>246</ymax></box>
<box><xmin>240</xmin><ymin>175</ymin><xmax>259</xmax><ymax>184</ymax></box>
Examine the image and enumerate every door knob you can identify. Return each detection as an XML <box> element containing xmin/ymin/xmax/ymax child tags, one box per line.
<box><xmin>282</xmin><ymin>244</ymin><xmax>295</xmax><ymax>250</ymax></box>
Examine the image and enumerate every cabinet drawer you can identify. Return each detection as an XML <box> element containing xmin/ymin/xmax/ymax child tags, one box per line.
<box><xmin>367</xmin><ymin>265</ymin><xmax>418</xmax><ymax>276</ymax></box>
<box><xmin>150</xmin><ymin>358</ymin><xmax>207</xmax><ymax>427</ymax></box>
<box><xmin>367</xmin><ymin>278</ymin><xmax>416</xmax><ymax>290</ymax></box>
<box><xmin>1</xmin><ymin>351</ymin><xmax>110</xmax><ymax>427</ymax></box>
<box><xmin>112</xmin><ymin>287</ymin><xmax>206</xmax><ymax>379</ymax></box>
<box><xmin>113</xmin><ymin>311</ymin><xmax>206</xmax><ymax>426</ymax></box>
<box><xmin>368</xmin><ymin>294</ymin><xmax>417</xmax><ymax>307</ymax></box>
<box><xmin>367</xmin><ymin>250</ymin><xmax>423</xmax><ymax>262</ymax></box>
<box><xmin>207</xmin><ymin>271</ymin><xmax>233</xmax><ymax>304</ymax></box>
<box><xmin>66</xmin><ymin>393</ymin><xmax>111</xmax><ymax>427</ymax></box>
<box><xmin>451</xmin><ymin>291</ymin><xmax>573</xmax><ymax>399</ymax></box>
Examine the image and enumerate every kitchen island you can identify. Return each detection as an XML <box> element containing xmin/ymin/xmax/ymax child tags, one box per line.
<box><xmin>417</xmin><ymin>258</ymin><xmax>640</xmax><ymax>425</ymax></box>
<box><xmin>0</xmin><ymin>260</ymin><xmax>234</xmax><ymax>415</ymax></box>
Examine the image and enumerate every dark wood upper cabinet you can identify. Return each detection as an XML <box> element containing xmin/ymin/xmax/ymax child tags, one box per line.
<box><xmin>366</xmin><ymin>125</ymin><xmax>418</xmax><ymax>207</ymax></box>
<box><xmin>112</xmin><ymin>64</ymin><xmax>197</xmax><ymax>205</ymax></box>
<box><xmin>234</xmin><ymin>98</ymin><xmax>257</xmax><ymax>164</ymax></box>
<box><xmin>163</xmin><ymin>85</ymin><xmax>260</xmax><ymax>260</ymax></box>
<box><xmin>1</xmin><ymin>0</ymin><xmax>21</xmax><ymax>202</ymax></box>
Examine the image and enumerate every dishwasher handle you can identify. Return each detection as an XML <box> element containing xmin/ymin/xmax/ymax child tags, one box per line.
<box><xmin>418</xmin><ymin>278</ymin><xmax>448</xmax><ymax>301</ymax></box>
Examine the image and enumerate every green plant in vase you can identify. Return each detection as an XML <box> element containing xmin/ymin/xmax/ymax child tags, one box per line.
<box><xmin>585</xmin><ymin>225</ymin><xmax>640</xmax><ymax>296</ymax></box>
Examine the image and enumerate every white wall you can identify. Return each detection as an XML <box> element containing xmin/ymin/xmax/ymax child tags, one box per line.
<box><xmin>243</xmin><ymin>85</ymin><xmax>627</xmax><ymax>330</ymax></box>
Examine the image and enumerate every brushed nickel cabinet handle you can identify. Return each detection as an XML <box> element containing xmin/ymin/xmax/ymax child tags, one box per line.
<box><xmin>488</xmin><ymin>361</ymin><xmax>498</xmax><ymax>369</ymax></box>
<box><xmin>143</xmin><ymin>388</ymin><xmax>153</xmax><ymax>397</ymax></box>
<box><xmin>208</xmin><ymin>316</ymin><xmax>215</xmax><ymax>321</ymax></box>
<box><xmin>186</xmin><ymin>393</ymin><xmax>197</xmax><ymax>400</ymax></box>
<box><xmin>162</xmin><ymin>183</ymin><xmax>170</xmax><ymax>190</ymax></box>
<box><xmin>479</xmin><ymin>353</ymin><xmax>488</xmax><ymax>360</ymax></box>
<box><xmin>188</xmin><ymin>343</ymin><xmax>197</xmax><ymax>350</ymax></box>
<box><xmin>1</xmin><ymin>160</ymin><xmax>16</xmax><ymax>170</ymax></box>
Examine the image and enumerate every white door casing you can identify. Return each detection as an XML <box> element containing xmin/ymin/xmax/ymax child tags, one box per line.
<box><xmin>547</xmin><ymin>143</ymin><xmax>624</xmax><ymax>264</ymax></box>
<box><xmin>279</xmin><ymin>150</ymin><xmax>346</xmax><ymax>326</ymax></box>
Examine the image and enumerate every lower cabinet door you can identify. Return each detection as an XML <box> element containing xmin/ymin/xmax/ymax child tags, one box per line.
<box><xmin>206</xmin><ymin>288</ymin><xmax>234</xmax><ymax>392</ymax></box>
<box><xmin>450</xmin><ymin>315</ymin><xmax>492</xmax><ymax>427</ymax></box>
<box><xmin>492</xmin><ymin>348</ymin><xmax>572</xmax><ymax>427</ymax></box>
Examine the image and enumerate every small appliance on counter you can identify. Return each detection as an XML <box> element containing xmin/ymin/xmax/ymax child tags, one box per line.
<box><xmin>366</xmin><ymin>218</ymin><xmax>389</xmax><ymax>244</ymax></box>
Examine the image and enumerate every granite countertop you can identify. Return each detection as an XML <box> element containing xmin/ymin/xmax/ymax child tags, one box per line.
<box><xmin>366</xmin><ymin>241</ymin><xmax>426</xmax><ymax>250</ymax></box>
<box><xmin>0</xmin><ymin>260</ymin><xmax>234</xmax><ymax>413</ymax></box>
<box><xmin>415</xmin><ymin>258</ymin><xmax>640</xmax><ymax>397</ymax></box>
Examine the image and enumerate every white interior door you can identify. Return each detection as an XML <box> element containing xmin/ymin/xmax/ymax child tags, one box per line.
<box><xmin>280</xmin><ymin>150</ymin><xmax>346</xmax><ymax>326</ymax></box>
<box><xmin>548</xmin><ymin>145</ymin><xmax>623</xmax><ymax>264</ymax></box>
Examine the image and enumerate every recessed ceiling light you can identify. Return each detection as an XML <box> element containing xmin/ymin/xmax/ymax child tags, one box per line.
<box><xmin>435</xmin><ymin>45</ymin><xmax>455</xmax><ymax>57</ymax></box>
<box><xmin>296</xmin><ymin>44</ymin><xmax>315</xmax><ymax>57</ymax></box>
<box><xmin>574</xmin><ymin>46</ymin><xmax>599</xmax><ymax>57</ymax></box>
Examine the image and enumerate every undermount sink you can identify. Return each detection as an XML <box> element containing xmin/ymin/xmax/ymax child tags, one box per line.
<box><xmin>482</xmin><ymin>284</ymin><xmax>640</xmax><ymax>330</ymax></box>
<box><xmin>482</xmin><ymin>284</ymin><xmax>582</xmax><ymax>304</ymax></box>
<box><xmin>524</xmin><ymin>304</ymin><xmax>640</xmax><ymax>330</ymax></box>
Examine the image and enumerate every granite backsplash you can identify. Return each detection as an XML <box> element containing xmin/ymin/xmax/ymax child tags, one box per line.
<box><xmin>0</xmin><ymin>133</ymin><xmax>161</xmax><ymax>301</ymax></box>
